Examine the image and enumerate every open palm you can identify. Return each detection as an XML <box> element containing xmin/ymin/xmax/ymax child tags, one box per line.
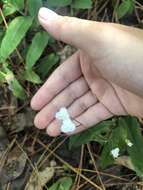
<box><xmin>31</xmin><ymin>51</ymin><xmax>143</xmax><ymax>136</ymax></box>
<box><xmin>31</xmin><ymin>8</ymin><xmax>143</xmax><ymax>136</ymax></box>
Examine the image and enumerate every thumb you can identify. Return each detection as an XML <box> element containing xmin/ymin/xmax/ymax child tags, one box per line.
<box><xmin>38</xmin><ymin>7</ymin><xmax>104</xmax><ymax>51</ymax></box>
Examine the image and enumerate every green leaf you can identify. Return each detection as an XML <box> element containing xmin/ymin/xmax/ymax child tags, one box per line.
<box><xmin>0</xmin><ymin>16</ymin><xmax>33</xmax><ymax>62</ymax></box>
<box><xmin>100</xmin><ymin>118</ymin><xmax>128</xmax><ymax>168</ymax></box>
<box><xmin>69</xmin><ymin>120</ymin><xmax>114</xmax><ymax>149</ymax></box>
<box><xmin>1</xmin><ymin>65</ymin><xmax>26</xmax><ymax>99</ymax></box>
<box><xmin>46</xmin><ymin>0</ymin><xmax>72</xmax><ymax>7</ymax></box>
<box><xmin>72</xmin><ymin>0</ymin><xmax>92</xmax><ymax>9</ymax></box>
<box><xmin>26</xmin><ymin>31</ymin><xmax>49</xmax><ymax>70</ymax></box>
<box><xmin>0</xmin><ymin>30</ymin><xmax>4</xmax><ymax>47</ymax></box>
<box><xmin>124</xmin><ymin>117</ymin><xmax>143</xmax><ymax>178</ymax></box>
<box><xmin>8</xmin><ymin>0</ymin><xmax>24</xmax><ymax>10</ymax></box>
<box><xmin>117</xmin><ymin>0</ymin><xmax>135</xmax><ymax>19</ymax></box>
<box><xmin>2</xmin><ymin>3</ymin><xmax>17</xmax><ymax>16</ymax></box>
<box><xmin>37</xmin><ymin>53</ymin><xmax>59</xmax><ymax>78</ymax></box>
<box><xmin>0</xmin><ymin>71</ymin><xmax>6</xmax><ymax>82</ymax></box>
<box><xmin>10</xmin><ymin>78</ymin><xmax>26</xmax><ymax>99</ymax></box>
<box><xmin>27</xmin><ymin>0</ymin><xmax>43</xmax><ymax>17</ymax></box>
<box><xmin>49</xmin><ymin>177</ymin><xmax>72</xmax><ymax>190</ymax></box>
<box><xmin>23</xmin><ymin>69</ymin><xmax>42</xmax><ymax>84</ymax></box>
<box><xmin>0</xmin><ymin>4</ymin><xmax>17</xmax><ymax>24</ymax></box>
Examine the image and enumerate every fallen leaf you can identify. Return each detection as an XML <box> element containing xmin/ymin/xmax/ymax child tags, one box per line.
<box><xmin>25</xmin><ymin>166</ymin><xmax>55</xmax><ymax>190</ymax></box>
<box><xmin>115</xmin><ymin>156</ymin><xmax>135</xmax><ymax>171</ymax></box>
<box><xmin>0</xmin><ymin>147</ymin><xmax>27</xmax><ymax>184</ymax></box>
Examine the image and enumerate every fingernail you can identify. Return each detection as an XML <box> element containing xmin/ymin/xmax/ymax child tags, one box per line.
<box><xmin>38</xmin><ymin>7</ymin><xmax>58</xmax><ymax>21</ymax></box>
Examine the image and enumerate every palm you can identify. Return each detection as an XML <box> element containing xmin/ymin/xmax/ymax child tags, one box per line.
<box><xmin>31</xmin><ymin>51</ymin><xmax>143</xmax><ymax>136</ymax></box>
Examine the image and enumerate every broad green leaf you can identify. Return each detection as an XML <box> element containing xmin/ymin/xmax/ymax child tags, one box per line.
<box><xmin>26</xmin><ymin>31</ymin><xmax>49</xmax><ymax>70</ymax></box>
<box><xmin>117</xmin><ymin>0</ymin><xmax>135</xmax><ymax>19</ymax></box>
<box><xmin>0</xmin><ymin>4</ymin><xmax>17</xmax><ymax>24</ymax></box>
<box><xmin>0</xmin><ymin>30</ymin><xmax>4</xmax><ymax>47</ymax></box>
<box><xmin>46</xmin><ymin>0</ymin><xmax>72</xmax><ymax>7</ymax></box>
<box><xmin>0</xmin><ymin>16</ymin><xmax>33</xmax><ymax>62</ymax></box>
<box><xmin>23</xmin><ymin>69</ymin><xmax>42</xmax><ymax>84</ymax></box>
<box><xmin>49</xmin><ymin>177</ymin><xmax>72</xmax><ymax>190</ymax></box>
<box><xmin>2</xmin><ymin>65</ymin><xmax>26</xmax><ymax>99</ymax></box>
<box><xmin>69</xmin><ymin>120</ymin><xmax>114</xmax><ymax>149</ymax></box>
<box><xmin>7</xmin><ymin>0</ymin><xmax>24</xmax><ymax>10</ymax></box>
<box><xmin>2</xmin><ymin>3</ymin><xmax>17</xmax><ymax>16</ymax></box>
<box><xmin>124</xmin><ymin>117</ymin><xmax>143</xmax><ymax>178</ymax></box>
<box><xmin>72</xmin><ymin>0</ymin><xmax>92</xmax><ymax>9</ymax></box>
<box><xmin>10</xmin><ymin>78</ymin><xmax>26</xmax><ymax>99</ymax></box>
<box><xmin>100</xmin><ymin>118</ymin><xmax>128</xmax><ymax>168</ymax></box>
<box><xmin>27</xmin><ymin>0</ymin><xmax>43</xmax><ymax>17</ymax></box>
<box><xmin>37</xmin><ymin>53</ymin><xmax>59</xmax><ymax>78</ymax></box>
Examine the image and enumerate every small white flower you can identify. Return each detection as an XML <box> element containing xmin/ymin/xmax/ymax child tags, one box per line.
<box><xmin>125</xmin><ymin>139</ymin><xmax>133</xmax><ymax>147</ymax></box>
<box><xmin>55</xmin><ymin>107</ymin><xmax>69</xmax><ymax>120</ymax></box>
<box><xmin>61</xmin><ymin>119</ymin><xmax>76</xmax><ymax>133</ymax></box>
<box><xmin>55</xmin><ymin>107</ymin><xmax>76</xmax><ymax>133</ymax></box>
<box><xmin>111</xmin><ymin>147</ymin><xmax>120</xmax><ymax>158</ymax></box>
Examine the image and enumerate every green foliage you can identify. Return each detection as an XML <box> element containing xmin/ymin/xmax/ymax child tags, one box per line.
<box><xmin>48</xmin><ymin>177</ymin><xmax>73</xmax><ymax>190</ymax></box>
<box><xmin>26</xmin><ymin>31</ymin><xmax>49</xmax><ymax>70</ymax></box>
<box><xmin>10</xmin><ymin>78</ymin><xmax>26</xmax><ymax>99</ymax></box>
<box><xmin>0</xmin><ymin>71</ymin><xmax>6</xmax><ymax>82</ymax></box>
<box><xmin>69</xmin><ymin>120</ymin><xmax>115</xmax><ymax>149</ymax></box>
<box><xmin>7</xmin><ymin>0</ymin><xmax>24</xmax><ymax>11</ymax></box>
<box><xmin>46</xmin><ymin>0</ymin><xmax>92</xmax><ymax>9</ymax></box>
<box><xmin>23</xmin><ymin>69</ymin><xmax>42</xmax><ymax>84</ymax></box>
<box><xmin>70</xmin><ymin>116</ymin><xmax>143</xmax><ymax>178</ymax></box>
<box><xmin>72</xmin><ymin>0</ymin><xmax>92</xmax><ymax>9</ymax></box>
<box><xmin>37</xmin><ymin>53</ymin><xmax>59</xmax><ymax>79</ymax></box>
<box><xmin>27</xmin><ymin>0</ymin><xmax>43</xmax><ymax>17</ymax></box>
<box><xmin>0</xmin><ymin>16</ymin><xmax>33</xmax><ymax>62</ymax></box>
<box><xmin>100</xmin><ymin>118</ymin><xmax>128</xmax><ymax>168</ymax></box>
<box><xmin>117</xmin><ymin>0</ymin><xmax>135</xmax><ymax>19</ymax></box>
<box><xmin>0</xmin><ymin>0</ymin><xmax>92</xmax><ymax>99</ymax></box>
<box><xmin>47</xmin><ymin>0</ymin><xmax>72</xmax><ymax>7</ymax></box>
<box><xmin>125</xmin><ymin>117</ymin><xmax>143</xmax><ymax>178</ymax></box>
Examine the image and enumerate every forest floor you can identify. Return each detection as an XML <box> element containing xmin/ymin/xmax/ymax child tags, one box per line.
<box><xmin>1</xmin><ymin>1</ymin><xmax>143</xmax><ymax>189</ymax></box>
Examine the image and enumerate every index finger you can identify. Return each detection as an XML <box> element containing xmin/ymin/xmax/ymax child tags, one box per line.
<box><xmin>31</xmin><ymin>52</ymin><xmax>82</xmax><ymax>110</ymax></box>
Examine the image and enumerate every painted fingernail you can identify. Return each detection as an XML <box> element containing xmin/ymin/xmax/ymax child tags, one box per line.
<box><xmin>38</xmin><ymin>7</ymin><xmax>58</xmax><ymax>21</ymax></box>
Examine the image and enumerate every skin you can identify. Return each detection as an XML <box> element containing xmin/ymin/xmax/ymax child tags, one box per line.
<box><xmin>31</xmin><ymin>8</ymin><xmax>143</xmax><ymax>137</ymax></box>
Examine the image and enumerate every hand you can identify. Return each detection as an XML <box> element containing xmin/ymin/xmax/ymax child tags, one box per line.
<box><xmin>31</xmin><ymin>8</ymin><xmax>143</xmax><ymax>136</ymax></box>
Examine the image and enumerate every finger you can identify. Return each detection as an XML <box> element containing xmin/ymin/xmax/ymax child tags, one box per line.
<box><xmin>46</xmin><ymin>118</ymin><xmax>79</xmax><ymax>137</ymax></box>
<box><xmin>70</xmin><ymin>103</ymin><xmax>113</xmax><ymax>135</ymax></box>
<box><xmin>31</xmin><ymin>52</ymin><xmax>81</xmax><ymax>110</ymax></box>
<box><xmin>75</xmin><ymin>103</ymin><xmax>113</xmax><ymax>129</ymax></box>
<box><xmin>34</xmin><ymin>77</ymin><xmax>89</xmax><ymax>129</ymax></box>
<box><xmin>38</xmin><ymin>7</ymin><xmax>104</xmax><ymax>52</ymax></box>
<box><xmin>46</xmin><ymin>103</ymin><xmax>113</xmax><ymax>137</ymax></box>
<box><xmin>68</xmin><ymin>91</ymin><xmax>97</xmax><ymax>118</ymax></box>
<box><xmin>46</xmin><ymin>91</ymin><xmax>97</xmax><ymax>136</ymax></box>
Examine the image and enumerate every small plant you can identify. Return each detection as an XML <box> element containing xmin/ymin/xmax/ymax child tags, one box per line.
<box><xmin>0</xmin><ymin>0</ymin><xmax>143</xmax><ymax>188</ymax></box>
<box><xmin>0</xmin><ymin>0</ymin><xmax>92</xmax><ymax>99</ymax></box>
<box><xmin>70</xmin><ymin>116</ymin><xmax>143</xmax><ymax>178</ymax></box>
<box><xmin>111</xmin><ymin>0</ymin><xmax>135</xmax><ymax>19</ymax></box>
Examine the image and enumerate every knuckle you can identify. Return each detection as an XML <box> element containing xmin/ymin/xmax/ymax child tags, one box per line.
<box><xmin>79</xmin><ymin>98</ymin><xmax>87</xmax><ymax>111</ymax></box>
<box><xmin>68</xmin><ymin>83</ymin><xmax>77</xmax><ymax>100</ymax></box>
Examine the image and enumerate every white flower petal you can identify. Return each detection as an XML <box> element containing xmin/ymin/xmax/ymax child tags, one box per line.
<box><xmin>61</xmin><ymin>119</ymin><xmax>76</xmax><ymax>133</ymax></box>
<box><xmin>111</xmin><ymin>148</ymin><xmax>120</xmax><ymax>158</ymax></box>
<box><xmin>55</xmin><ymin>107</ymin><xmax>69</xmax><ymax>120</ymax></box>
<box><xmin>125</xmin><ymin>139</ymin><xmax>133</xmax><ymax>147</ymax></box>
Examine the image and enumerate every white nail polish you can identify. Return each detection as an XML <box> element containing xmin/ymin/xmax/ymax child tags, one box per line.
<box><xmin>39</xmin><ymin>7</ymin><xmax>58</xmax><ymax>21</ymax></box>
